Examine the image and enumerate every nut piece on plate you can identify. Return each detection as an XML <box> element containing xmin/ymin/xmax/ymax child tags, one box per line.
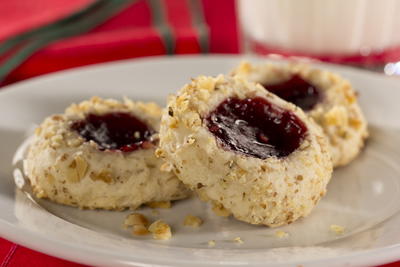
<box><xmin>330</xmin><ymin>224</ymin><xmax>345</xmax><ymax>235</ymax></box>
<box><xmin>132</xmin><ymin>225</ymin><xmax>150</xmax><ymax>236</ymax></box>
<box><xmin>232</xmin><ymin>62</ymin><xmax>368</xmax><ymax>167</ymax></box>
<box><xmin>123</xmin><ymin>213</ymin><xmax>150</xmax><ymax>236</ymax></box>
<box><xmin>158</xmin><ymin>75</ymin><xmax>332</xmax><ymax>227</ymax></box>
<box><xmin>233</xmin><ymin>237</ymin><xmax>244</xmax><ymax>244</ymax></box>
<box><xmin>183</xmin><ymin>215</ymin><xmax>203</xmax><ymax>227</ymax></box>
<box><xmin>275</xmin><ymin>230</ymin><xmax>289</xmax><ymax>238</ymax></box>
<box><xmin>124</xmin><ymin>213</ymin><xmax>149</xmax><ymax>228</ymax></box>
<box><xmin>148</xmin><ymin>220</ymin><xmax>172</xmax><ymax>240</ymax></box>
<box><xmin>25</xmin><ymin>96</ymin><xmax>190</xmax><ymax>210</ymax></box>
<box><xmin>208</xmin><ymin>240</ymin><xmax>216</xmax><ymax>247</ymax></box>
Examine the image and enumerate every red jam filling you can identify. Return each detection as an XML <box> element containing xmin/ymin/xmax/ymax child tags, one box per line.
<box><xmin>262</xmin><ymin>75</ymin><xmax>321</xmax><ymax>111</ymax></box>
<box><xmin>206</xmin><ymin>97</ymin><xmax>308</xmax><ymax>159</ymax></box>
<box><xmin>71</xmin><ymin>112</ymin><xmax>155</xmax><ymax>152</ymax></box>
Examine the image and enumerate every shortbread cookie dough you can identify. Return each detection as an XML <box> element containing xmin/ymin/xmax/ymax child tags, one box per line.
<box><xmin>232</xmin><ymin>62</ymin><xmax>368</xmax><ymax>167</ymax></box>
<box><xmin>25</xmin><ymin>97</ymin><xmax>189</xmax><ymax>210</ymax></box>
<box><xmin>158</xmin><ymin>75</ymin><xmax>332</xmax><ymax>227</ymax></box>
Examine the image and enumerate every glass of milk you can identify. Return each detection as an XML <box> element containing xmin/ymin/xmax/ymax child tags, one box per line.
<box><xmin>238</xmin><ymin>0</ymin><xmax>400</xmax><ymax>66</ymax></box>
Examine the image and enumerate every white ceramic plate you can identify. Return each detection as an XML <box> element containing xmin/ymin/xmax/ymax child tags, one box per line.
<box><xmin>1</xmin><ymin>55</ymin><xmax>400</xmax><ymax>267</ymax></box>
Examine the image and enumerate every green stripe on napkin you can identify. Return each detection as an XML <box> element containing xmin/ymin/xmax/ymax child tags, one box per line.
<box><xmin>187</xmin><ymin>0</ymin><xmax>209</xmax><ymax>53</ymax></box>
<box><xmin>148</xmin><ymin>0</ymin><xmax>175</xmax><ymax>55</ymax></box>
<box><xmin>0</xmin><ymin>0</ymin><xmax>134</xmax><ymax>82</ymax></box>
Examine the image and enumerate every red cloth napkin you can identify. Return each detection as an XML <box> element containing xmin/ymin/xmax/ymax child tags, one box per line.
<box><xmin>0</xmin><ymin>238</ymin><xmax>87</xmax><ymax>267</ymax></box>
<box><xmin>0</xmin><ymin>1</ymin><xmax>398</xmax><ymax>266</ymax></box>
<box><xmin>0</xmin><ymin>0</ymin><xmax>93</xmax><ymax>41</ymax></box>
<box><xmin>1</xmin><ymin>0</ymin><xmax>239</xmax><ymax>85</ymax></box>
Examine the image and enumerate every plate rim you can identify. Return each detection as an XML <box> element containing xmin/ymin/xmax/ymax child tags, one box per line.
<box><xmin>1</xmin><ymin>54</ymin><xmax>398</xmax><ymax>93</ymax></box>
<box><xmin>2</xmin><ymin>203</ymin><xmax>400</xmax><ymax>267</ymax></box>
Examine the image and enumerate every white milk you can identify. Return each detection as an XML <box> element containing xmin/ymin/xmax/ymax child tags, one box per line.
<box><xmin>239</xmin><ymin>0</ymin><xmax>400</xmax><ymax>55</ymax></box>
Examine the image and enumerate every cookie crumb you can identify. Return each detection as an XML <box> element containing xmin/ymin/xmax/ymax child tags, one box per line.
<box><xmin>208</xmin><ymin>240</ymin><xmax>216</xmax><ymax>247</ymax></box>
<box><xmin>212</xmin><ymin>203</ymin><xmax>231</xmax><ymax>217</ymax></box>
<box><xmin>147</xmin><ymin>201</ymin><xmax>171</xmax><ymax>209</ymax></box>
<box><xmin>148</xmin><ymin>220</ymin><xmax>172</xmax><ymax>240</ymax></box>
<box><xmin>275</xmin><ymin>230</ymin><xmax>289</xmax><ymax>238</ymax></box>
<box><xmin>233</xmin><ymin>237</ymin><xmax>243</xmax><ymax>244</ymax></box>
<box><xmin>132</xmin><ymin>224</ymin><xmax>149</xmax><ymax>236</ymax></box>
<box><xmin>124</xmin><ymin>213</ymin><xmax>149</xmax><ymax>228</ymax></box>
<box><xmin>183</xmin><ymin>215</ymin><xmax>203</xmax><ymax>227</ymax></box>
<box><xmin>330</xmin><ymin>224</ymin><xmax>345</xmax><ymax>235</ymax></box>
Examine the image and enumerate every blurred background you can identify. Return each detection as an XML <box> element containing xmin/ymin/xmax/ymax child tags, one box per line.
<box><xmin>0</xmin><ymin>0</ymin><xmax>238</xmax><ymax>86</ymax></box>
<box><xmin>239</xmin><ymin>0</ymin><xmax>400</xmax><ymax>67</ymax></box>
<box><xmin>1</xmin><ymin>0</ymin><xmax>400</xmax><ymax>87</ymax></box>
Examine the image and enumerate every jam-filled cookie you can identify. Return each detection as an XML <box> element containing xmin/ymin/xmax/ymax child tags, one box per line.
<box><xmin>232</xmin><ymin>62</ymin><xmax>368</xmax><ymax>167</ymax></box>
<box><xmin>25</xmin><ymin>97</ymin><xmax>189</xmax><ymax>210</ymax></box>
<box><xmin>158</xmin><ymin>75</ymin><xmax>332</xmax><ymax>227</ymax></box>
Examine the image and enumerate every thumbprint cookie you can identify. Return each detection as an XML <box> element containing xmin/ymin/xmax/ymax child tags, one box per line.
<box><xmin>232</xmin><ymin>62</ymin><xmax>368</xmax><ymax>167</ymax></box>
<box><xmin>158</xmin><ymin>75</ymin><xmax>332</xmax><ymax>227</ymax></box>
<box><xmin>25</xmin><ymin>97</ymin><xmax>189</xmax><ymax>210</ymax></box>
